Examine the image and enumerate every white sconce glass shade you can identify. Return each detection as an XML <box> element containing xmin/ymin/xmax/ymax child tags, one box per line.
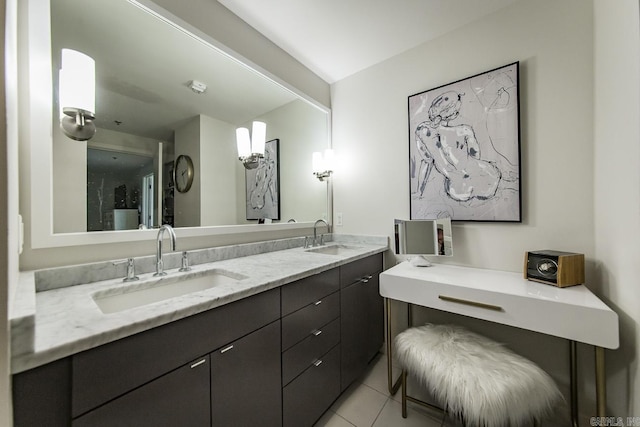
<box><xmin>236</xmin><ymin>121</ymin><xmax>267</xmax><ymax>170</ymax></box>
<box><xmin>312</xmin><ymin>149</ymin><xmax>334</xmax><ymax>181</ymax></box>
<box><xmin>59</xmin><ymin>49</ymin><xmax>95</xmax><ymax>116</ymax></box>
<box><xmin>251</xmin><ymin>121</ymin><xmax>266</xmax><ymax>155</ymax></box>
<box><xmin>312</xmin><ymin>151</ymin><xmax>324</xmax><ymax>173</ymax></box>
<box><xmin>236</xmin><ymin>127</ymin><xmax>251</xmax><ymax>157</ymax></box>
<box><xmin>323</xmin><ymin>149</ymin><xmax>334</xmax><ymax>172</ymax></box>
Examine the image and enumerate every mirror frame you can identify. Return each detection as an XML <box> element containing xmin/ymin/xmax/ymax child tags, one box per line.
<box><xmin>25</xmin><ymin>0</ymin><xmax>332</xmax><ymax>248</ymax></box>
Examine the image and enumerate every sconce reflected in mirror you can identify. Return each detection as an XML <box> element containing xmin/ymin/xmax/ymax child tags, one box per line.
<box><xmin>312</xmin><ymin>149</ymin><xmax>334</xmax><ymax>181</ymax></box>
<box><xmin>59</xmin><ymin>49</ymin><xmax>96</xmax><ymax>141</ymax></box>
<box><xmin>237</xmin><ymin>121</ymin><xmax>266</xmax><ymax>169</ymax></box>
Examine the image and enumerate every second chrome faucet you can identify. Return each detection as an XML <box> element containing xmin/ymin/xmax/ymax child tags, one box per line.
<box><xmin>154</xmin><ymin>224</ymin><xmax>176</xmax><ymax>276</ymax></box>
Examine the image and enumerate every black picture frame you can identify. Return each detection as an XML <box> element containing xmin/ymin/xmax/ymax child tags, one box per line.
<box><xmin>408</xmin><ymin>62</ymin><xmax>521</xmax><ymax>222</ymax></box>
<box><xmin>245</xmin><ymin>138</ymin><xmax>280</xmax><ymax>220</ymax></box>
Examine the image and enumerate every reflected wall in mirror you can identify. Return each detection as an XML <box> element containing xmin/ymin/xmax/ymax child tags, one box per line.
<box><xmin>394</xmin><ymin>218</ymin><xmax>453</xmax><ymax>257</ymax></box>
<box><xmin>50</xmin><ymin>0</ymin><xmax>329</xmax><ymax>233</ymax></box>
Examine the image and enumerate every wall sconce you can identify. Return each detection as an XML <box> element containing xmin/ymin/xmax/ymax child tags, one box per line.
<box><xmin>59</xmin><ymin>49</ymin><xmax>96</xmax><ymax>141</ymax></box>
<box><xmin>236</xmin><ymin>121</ymin><xmax>266</xmax><ymax>169</ymax></box>
<box><xmin>312</xmin><ymin>149</ymin><xmax>334</xmax><ymax>181</ymax></box>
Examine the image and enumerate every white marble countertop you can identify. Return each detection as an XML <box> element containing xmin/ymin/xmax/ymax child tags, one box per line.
<box><xmin>11</xmin><ymin>235</ymin><xmax>388</xmax><ymax>374</ymax></box>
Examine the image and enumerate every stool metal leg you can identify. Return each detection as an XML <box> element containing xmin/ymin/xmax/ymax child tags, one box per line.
<box><xmin>595</xmin><ymin>346</ymin><xmax>606</xmax><ymax>416</ymax></box>
<box><xmin>401</xmin><ymin>370</ymin><xmax>408</xmax><ymax>418</ymax></box>
<box><xmin>386</xmin><ymin>298</ymin><xmax>403</xmax><ymax>395</ymax></box>
<box><xmin>570</xmin><ymin>340</ymin><xmax>579</xmax><ymax>427</ymax></box>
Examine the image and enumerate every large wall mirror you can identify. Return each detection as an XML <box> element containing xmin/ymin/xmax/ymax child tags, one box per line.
<box><xmin>26</xmin><ymin>0</ymin><xmax>330</xmax><ymax>247</ymax></box>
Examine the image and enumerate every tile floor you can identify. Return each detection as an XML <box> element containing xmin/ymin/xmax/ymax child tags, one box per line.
<box><xmin>314</xmin><ymin>353</ymin><xmax>454</xmax><ymax>427</ymax></box>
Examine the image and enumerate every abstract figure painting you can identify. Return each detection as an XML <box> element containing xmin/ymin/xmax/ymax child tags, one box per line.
<box><xmin>246</xmin><ymin>138</ymin><xmax>280</xmax><ymax>220</ymax></box>
<box><xmin>408</xmin><ymin>62</ymin><xmax>521</xmax><ymax>222</ymax></box>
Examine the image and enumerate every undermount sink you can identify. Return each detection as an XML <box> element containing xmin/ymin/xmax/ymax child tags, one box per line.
<box><xmin>93</xmin><ymin>269</ymin><xmax>248</xmax><ymax>314</ymax></box>
<box><xmin>305</xmin><ymin>244</ymin><xmax>362</xmax><ymax>256</ymax></box>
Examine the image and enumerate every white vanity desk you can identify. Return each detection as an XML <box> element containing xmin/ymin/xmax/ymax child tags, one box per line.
<box><xmin>380</xmin><ymin>262</ymin><xmax>619</xmax><ymax>425</ymax></box>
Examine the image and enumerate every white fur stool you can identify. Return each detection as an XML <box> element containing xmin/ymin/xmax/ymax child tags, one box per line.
<box><xmin>395</xmin><ymin>324</ymin><xmax>562</xmax><ymax>426</ymax></box>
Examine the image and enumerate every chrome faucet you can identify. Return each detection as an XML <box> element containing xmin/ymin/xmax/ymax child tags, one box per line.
<box><xmin>313</xmin><ymin>219</ymin><xmax>329</xmax><ymax>246</ymax></box>
<box><xmin>154</xmin><ymin>224</ymin><xmax>176</xmax><ymax>276</ymax></box>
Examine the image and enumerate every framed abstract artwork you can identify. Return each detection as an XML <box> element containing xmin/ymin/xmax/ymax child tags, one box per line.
<box><xmin>246</xmin><ymin>138</ymin><xmax>280</xmax><ymax>220</ymax></box>
<box><xmin>408</xmin><ymin>62</ymin><xmax>521</xmax><ymax>222</ymax></box>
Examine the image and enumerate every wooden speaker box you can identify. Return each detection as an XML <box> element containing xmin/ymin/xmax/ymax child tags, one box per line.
<box><xmin>524</xmin><ymin>250</ymin><xmax>585</xmax><ymax>288</ymax></box>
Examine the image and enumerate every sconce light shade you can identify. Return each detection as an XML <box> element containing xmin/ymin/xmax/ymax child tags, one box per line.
<box><xmin>236</xmin><ymin>121</ymin><xmax>266</xmax><ymax>169</ymax></box>
<box><xmin>59</xmin><ymin>49</ymin><xmax>96</xmax><ymax>141</ymax></box>
<box><xmin>236</xmin><ymin>127</ymin><xmax>251</xmax><ymax>158</ymax></box>
<box><xmin>313</xmin><ymin>149</ymin><xmax>334</xmax><ymax>181</ymax></box>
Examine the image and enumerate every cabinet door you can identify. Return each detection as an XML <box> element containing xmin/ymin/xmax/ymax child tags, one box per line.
<box><xmin>211</xmin><ymin>320</ymin><xmax>282</xmax><ymax>427</ymax></box>
<box><xmin>340</xmin><ymin>273</ymin><xmax>383</xmax><ymax>390</ymax></box>
<box><xmin>72</xmin><ymin>356</ymin><xmax>210</xmax><ymax>427</ymax></box>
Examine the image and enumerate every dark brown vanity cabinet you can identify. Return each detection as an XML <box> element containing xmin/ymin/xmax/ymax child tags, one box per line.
<box><xmin>340</xmin><ymin>253</ymin><xmax>384</xmax><ymax>390</ymax></box>
<box><xmin>13</xmin><ymin>288</ymin><xmax>281</xmax><ymax>427</ymax></box>
<box><xmin>12</xmin><ymin>252</ymin><xmax>386</xmax><ymax>427</ymax></box>
<box><xmin>72</xmin><ymin>355</ymin><xmax>211</xmax><ymax>427</ymax></box>
<box><xmin>211</xmin><ymin>320</ymin><xmax>282</xmax><ymax>427</ymax></box>
<box><xmin>281</xmin><ymin>268</ymin><xmax>342</xmax><ymax>427</ymax></box>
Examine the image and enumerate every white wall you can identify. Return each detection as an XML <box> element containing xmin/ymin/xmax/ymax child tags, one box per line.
<box><xmin>331</xmin><ymin>0</ymin><xmax>635</xmax><ymax>419</ymax></box>
<box><xmin>200</xmin><ymin>115</ymin><xmax>237</xmax><ymax>226</ymax></box>
<box><xmin>593</xmin><ymin>0</ymin><xmax>640</xmax><ymax>416</ymax></box>
<box><xmin>174</xmin><ymin>116</ymin><xmax>201</xmax><ymax>227</ymax></box>
<box><xmin>52</xmin><ymin>124</ymin><xmax>86</xmax><ymax>233</ymax></box>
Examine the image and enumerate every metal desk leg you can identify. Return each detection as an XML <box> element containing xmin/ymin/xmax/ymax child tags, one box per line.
<box><xmin>386</xmin><ymin>298</ymin><xmax>402</xmax><ymax>395</ymax></box>
<box><xmin>570</xmin><ymin>340</ymin><xmax>579</xmax><ymax>427</ymax></box>
<box><xmin>595</xmin><ymin>346</ymin><xmax>606</xmax><ymax>416</ymax></box>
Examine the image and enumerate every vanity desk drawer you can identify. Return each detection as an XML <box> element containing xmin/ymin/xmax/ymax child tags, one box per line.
<box><xmin>340</xmin><ymin>253</ymin><xmax>383</xmax><ymax>288</ymax></box>
<box><xmin>281</xmin><ymin>268</ymin><xmax>339</xmax><ymax>316</ymax></box>
<box><xmin>282</xmin><ymin>317</ymin><xmax>340</xmax><ymax>385</ymax></box>
<box><xmin>281</xmin><ymin>291</ymin><xmax>340</xmax><ymax>351</ymax></box>
<box><xmin>283</xmin><ymin>344</ymin><xmax>341</xmax><ymax>427</ymax></box>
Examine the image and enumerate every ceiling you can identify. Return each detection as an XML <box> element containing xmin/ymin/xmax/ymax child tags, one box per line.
<box><xmin>217</xmin><ymin>0</ymin><xmax>523</xmax><ymax>83</ymax></box>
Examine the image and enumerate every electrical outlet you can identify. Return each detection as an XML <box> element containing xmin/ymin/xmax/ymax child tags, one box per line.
<box><xmin>336</xmin><ymin>212</ymin><xmax>343</xmax><ymax>226</ymax></box>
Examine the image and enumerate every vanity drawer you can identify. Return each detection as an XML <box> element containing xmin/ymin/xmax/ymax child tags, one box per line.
<box><xmin>281</xmin><ymin>268</ymin><xmax>339</xmax><ymax>316</ymax></box>
<box><xmin>282</xmin><ymin>317</ymin><xmax>340</xmax><ymax>386</ymax></box>
<box><xmin>283</xmin><ymin>344</ymin><xmax>341</xmax><ymax>427</ymax></box>
<box><xmin>281</xmin><ymin>291</ymin><xmax>340</xmax><ymax>351</ymax></box>
<box><xmin>72</xmin><ymin>288</ymin><xmax>280</xmax><ymax>418</ymax></box>
<box><xmin>340</xmin><ymin>253</ymin><xmax>383</xmax><ymax>288</ymax></box>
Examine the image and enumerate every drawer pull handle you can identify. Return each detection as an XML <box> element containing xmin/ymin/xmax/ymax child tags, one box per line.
<box><xmin>313</xmin><ymin>359</ymin><xmax>323</xmax><ymax>367</ymax></box>
<box><xmin>314</xmin><ymin>300</ymin><xmax>322</xmax><ymax>306</ymax></box>
<box><xmin>361</xmin><ymin>275</ymin><xmax>373</xmax><ymax>283</ymax></box>
<box><xmin>312</xmin><ymin>329</ymin><xmax>323</xmax><ymax>337</ymax></box>
<box><xmin>220</xmin><ymin>345</ymin><xmax>234</xmax><ymax>354</ymax></box>
<box><xmin>190</xmin><ymin>359</ymin><xmax>206</xmax><ymax>369</ymax></box>
<box><xmin>438</xmin><ymin>295</ymin><xmax>503</xmax><ymax>312</ymax></box>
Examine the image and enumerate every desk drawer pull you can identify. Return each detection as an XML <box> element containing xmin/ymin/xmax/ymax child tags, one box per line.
<box><xmin>312</xmin><ymin>329</ymin><xmax>323</xmax><ymax>337</ymax></box>
<box><xmin>314</xmin><ymin>300</ymin><xmax>322</xmax><ymax>306</ymax></box>
<box><xmin>190</xmin><ymin>359</ymin><xmax>206</xmax><ymax>369</ymax></box>
<box><xmin>220</xmin><ymin>345</ymin><xmax>234</xmax><ymax>354</ymax></box>
<box><xmin>313</xmin><ymin>359</ymin><xmax>323</xmax><ymax>367</ymax></box>
<box><xmin>438</xmin><ymin>295</ymin><xmax>503</xmax><ymax>312</ymax></box>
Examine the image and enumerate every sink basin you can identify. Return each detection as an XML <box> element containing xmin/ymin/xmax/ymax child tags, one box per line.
<box><xmin>93</xmin><ymin>269</ymin><xmax>247</xmax><ymax>314</ymax></box>
<box><xmin>305</xmin><ymin>244</ymin><xmax>361</xmax><ymax>256</ymax></box>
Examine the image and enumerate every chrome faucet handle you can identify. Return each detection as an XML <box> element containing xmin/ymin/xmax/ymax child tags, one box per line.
<box><xmin>319</xmin><ymin>234</ymin><xmax>324</xmax><ymax>246</ymax></box>
<box><xmin>113</xmin><ymin>258</ymin><xmax>139</xmax><ymax>282</ymax></box>
<box><xmin>179</xmin><ymin>251</ymin><xmax>191</xmax><ymax>272</ymax></box>
<box><xmin>304</xmin><ymin>236</ymin><xmax>310</xmax><ymax>248</ymax></box>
